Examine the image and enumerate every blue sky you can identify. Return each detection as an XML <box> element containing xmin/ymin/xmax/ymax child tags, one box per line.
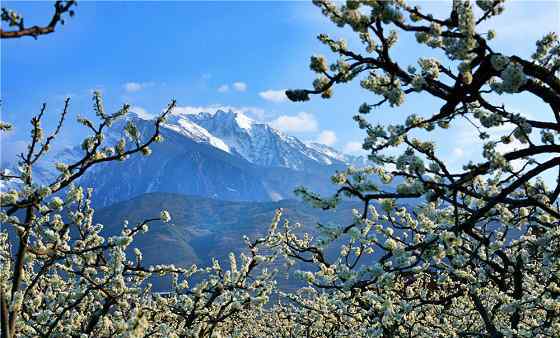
<box><xmin>1</xmin><ymin>1</ymin><xmax>559</xmax><ymax>169</ymax></box>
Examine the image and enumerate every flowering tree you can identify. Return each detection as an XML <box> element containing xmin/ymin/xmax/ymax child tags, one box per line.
<box><xmin>0</xmin><ymin>95</ymin><xmax>279</xmax><ymax>337</ymax></box>
<box><xmin>0</xmin><ymin>94</ymin><xmax>171</xmax><ymax>337</ymax></box>
<box><xmin>275</xmin><ymin>0</ymin><xmax>560</xmax><ymax>336</ymax></box>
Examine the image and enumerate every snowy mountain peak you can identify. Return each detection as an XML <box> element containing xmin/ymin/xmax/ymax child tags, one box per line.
<box><xmin>183</xmin><ymin>111</ymin><xmax>347</xmax><ymax>170</ymax></box>
<box><xmin>129</xmin><ymin>108</ymin><xmax>364</xmax><ymax>171</ymax></box>
<box><xmin>189</xmin><ymin>109</ymin><xmax>256</xmax><ymax>136</ymax></box>
<box><xmin>4</xmin><ymin>108</ymin><xmax>368</xmax><ymax>200</ymax></box>
<box><xmin>163</xmin><ymin>114</ymin><xmax>230</xmax><ymax>153</ymax></box>
<box><xmin>305</xmin><ymin>142</ymin><xmax>348</xmax><ymax>162</ymax></box>
<box><xmin>213</xmin><ymin>109</ymin><xmax>255</xmax><ymax>131</ymax></box>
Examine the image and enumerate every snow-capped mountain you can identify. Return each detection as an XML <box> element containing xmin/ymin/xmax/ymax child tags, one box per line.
<box><xmin>172</xmin><ymin>109</ymin><xmax>362</xmax><ymax>170</ymax></box>
<box><xmin>304</xmin><ymin>141</ymin><xmax>367</xmax><ymax>167</ymax></box>
<box><xmin>163</xmin><ymin>113</ymin><xmax>231</xmax><ymax>153</ymax></box>
<box><xmin>2</xmin><ymin>109</ymin><xmax>368</xmax><ymax>206</ymax></box>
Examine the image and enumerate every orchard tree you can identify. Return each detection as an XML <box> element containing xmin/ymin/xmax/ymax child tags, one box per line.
<box><xmin>273</xmin><ymin>0</ymin><xmax>560</xmax><ymax>336</ymax></box>
<box><xmin>0</xmin><ymin>94</ymin><xmax>175</xmax><ymax>337</ymax></box>
<box><xmin>0</xmin><ymin>94</ymin><xmax>279</xmax><ymax>337</ymax></box>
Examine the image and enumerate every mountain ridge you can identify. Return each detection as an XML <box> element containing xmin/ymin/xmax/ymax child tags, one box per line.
<box><xmin>2</xmin><ymin>108</ymin><xmax>370</xmax><ymax>206</ymax></box>
<box><xmin>164</xmin><ymin>108</ymin><xmax>365</xmax><ymax>170</ymax></box>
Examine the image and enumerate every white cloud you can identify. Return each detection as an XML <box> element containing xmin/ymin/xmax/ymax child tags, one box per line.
<box><xmin>270</xmin><ymin>112</ymin><xmax>318</xmax><ymax>133</ymax></box>
<box><xmin>259</xmin><ymin>89</ymin><xmax>288</xmax><ymax>103</ymax></box>
<box><xmin>123</xmin><ymin>81</ymin><xmax>154</xmax><ymax>93</ymax></box>
<box><xmin>343</xmin><ymin>141</ymin><xmax>366</xmax><ymax>155</ymax></box>
<box><xmin>125</xmin><ymin>82</ymin><xmax>142</xmax><ymax>93</ymax></box>
<box><xmin>218</xmin><ymin>82</ymin><xmax>247</xmax><ymax>93</ymax></box>
<box><xmin>316</xmin><ymin>130</ymin><xmax>337</xmax><ymax>146</ymax></box>
<box><xmin>130</xmin><ymin>106</ymin><xmax>155</xmax><ymax>120</ymax></box>
<box><xmin>217</xmin><ymin>84</ymin><xmax>229</xmax><ymax>93</ymax></box>
<box><xmin>269</xmin><ymin>191</ymin><xmax>283</xmax><ymax>201</ymax></box>
<box><xmin>233</xmin><ymin>82</ymin><xmax>247</xmax><ymax>92</ymax></box>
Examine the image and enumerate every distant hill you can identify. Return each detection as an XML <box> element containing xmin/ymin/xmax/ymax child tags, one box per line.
<box><xmin>93</xmin><ymin>192</ymin><xmax>363</xmax><ymax>290</ymax></box>
<box><xmin>95</xmin><ymin>192</ymin><xmax>361</xmax><ymax>268</ymax></box>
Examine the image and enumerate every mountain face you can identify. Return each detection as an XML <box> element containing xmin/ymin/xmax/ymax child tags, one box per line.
<box><xmin>81</xmin><ymin>123</ymin><xmax>272</xmax><ymax>206</ymax></box>
<box><xmin>5</xmin><ymin>109</ymin><xmax>368</xmax><ymax>206</ymax></box>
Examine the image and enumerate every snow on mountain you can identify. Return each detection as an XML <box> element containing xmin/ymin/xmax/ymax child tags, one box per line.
<box><xmin>182</xmin><ymin>109</ymin><xmax>355</xmax><ymax>170</ymax></box>
<box><xmin>164</xmin><ymin>113</ymin><xmax>230</xmax><ymax>153</ymax></box>
<box><xmin>305</xmin><ymin>141</ymin><xmax>368</xmax><ymax>167</ymax></box>
<box><xmin>73</xmin><ymin>109</ymin><xmax>365</xmax><ymax>205</ymax></box>
<box><xmin>304</xmin><ymin>142</ymin><xmax>345</xmax><ymax>160</ymax></box>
